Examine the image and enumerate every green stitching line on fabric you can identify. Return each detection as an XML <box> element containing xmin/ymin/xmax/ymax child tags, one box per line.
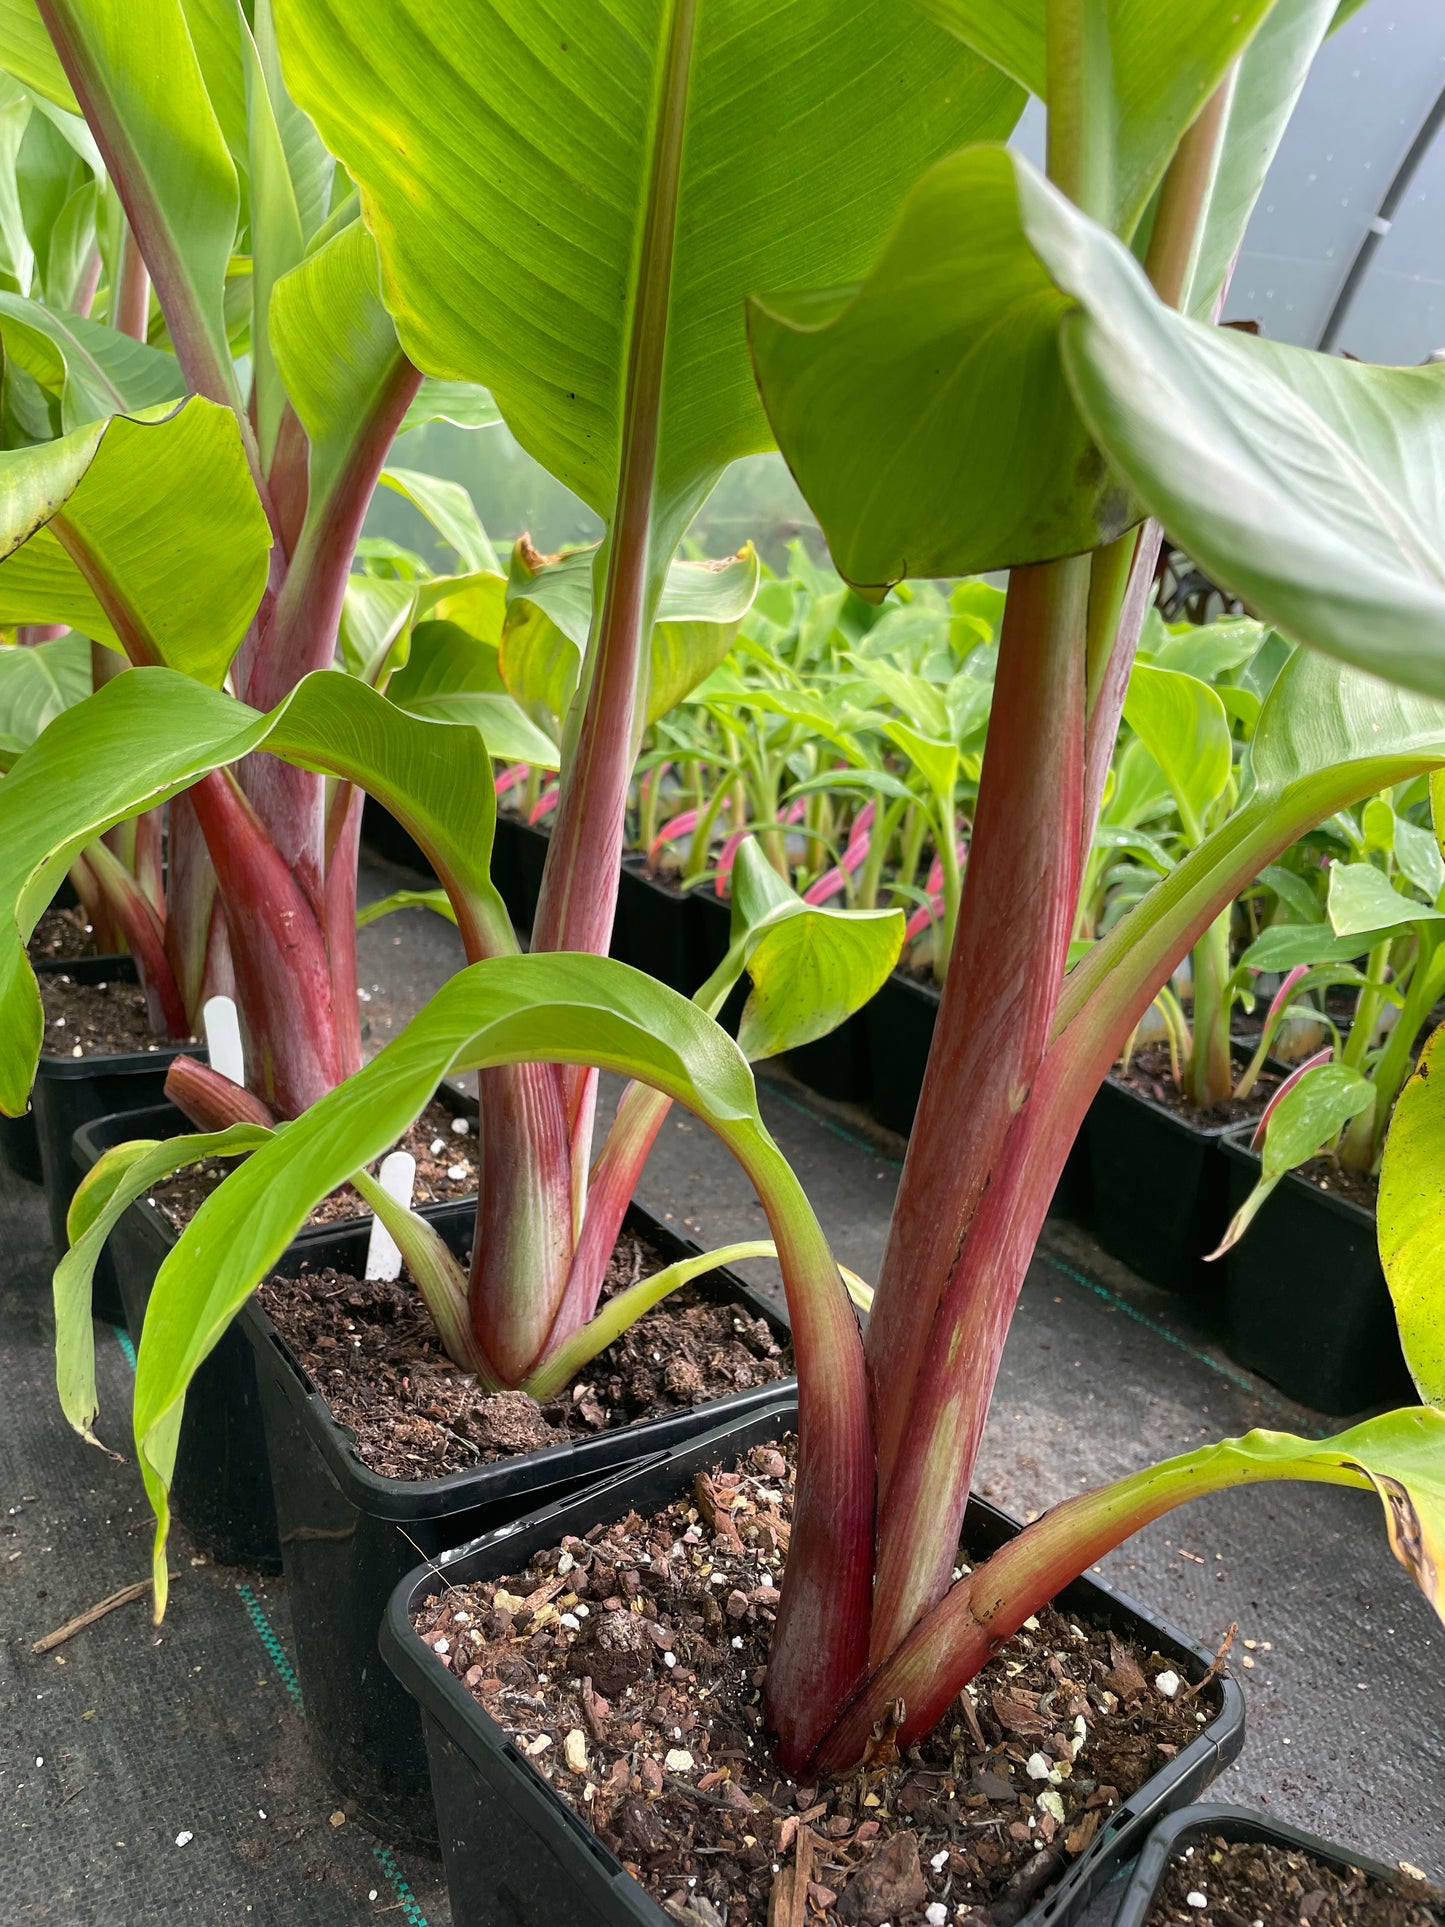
<box><xmin>373</xmin><ymin>1845</ymin><xmax>430</xmax><ymax>1926</ymax></box>
<box><xmin>236</xmin><ymin>1583</ymin><xmax>304</xmax><ymax>1710</ymax></box>
<box><xmin>112</xmin><ymin>1323</ymin><xmax>137</xmax><ymax>1370</ymax></box>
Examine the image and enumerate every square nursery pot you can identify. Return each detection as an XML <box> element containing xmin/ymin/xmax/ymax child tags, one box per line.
<box><xmin>1220</xmin><ymin>1140</ymin><xmax>1413</xmax><ymax>1415</ymax></box>
<box><xmin>242</xmin><ymin>1202</ymin><xmax>797</xmax><ymax>1842</ymax></box>
<box><xmin>36</xmin><ymin>955</ymin><xmax>202</xmax><ymax>1322</ymax></box>
<box><xmin>381</xmin><ymin>1401</ymin><xmax>1245</xmax><ymax>1927</ymax></box>
<box><xmin>360</xmin><ymin>793</ymin><xmax>437</xmax><ymax>878</ymax></box>
<box><xmin>610</xmin><ymin>858</ymin><xmax>698</xmax><ymax>997</ymax></box>
<box><xmin>1086</xmin><ymin>1076</ymin><xmax>1244</xmax><ymax>1294</ymax></box>
<box><xmin>1106</xmin><ymin>1803</ymin><xmax>1436</xmax><ymax>1927</ymax></box>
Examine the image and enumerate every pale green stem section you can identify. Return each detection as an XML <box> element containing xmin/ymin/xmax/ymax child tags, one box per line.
<box><xmin>522</xmin><ymin>1240</ymin><xmax>777</xmax><ymax>1402</ymax></box>
<box><xmin>1187</xmin><ymin>906</ymin><xmax>1233</xmax><ymax>1106</ymax></box>
<box><xmin>348</xmin><ymin>1169</ymin><xmax>498</xmax><ymax>1387</ymax></box>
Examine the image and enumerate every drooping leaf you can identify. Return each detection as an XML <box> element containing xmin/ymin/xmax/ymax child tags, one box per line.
<box><xmin>1237</xmin><ymin>922</ymin><xmax>1386</xmax><ymax>975</ymax></box>
<box><xmin>279</xmin><ymin>0</ymin><xmax>1023</xmax><ymax>565</ymax></box>
<box><xmin>0</xmin><ymin>400</ymin><xmax>270</xmax><ymax>684</ymax></box>
<box><xmin>1122</xmin><ymin>661</ymin><xmax>1233</xmax><ymax>845</ymax></box>
<box><xmin>1212</xmin><ymin>1061</ymin><xmax>1373</xmax><ymax>1253</ymax></box>
<box><xmin>379</xmin><ymin>466</ymin><xmax>497</xmax><ymax>573</ymax></box>
<box><xmin>749</xmin><ymin>146</ymin><xmax>1139</xmax><ymax>594</ymax></box>
<box><xmin>646</xmin><ymin>546</ymin><xmax>760</xmax><ymax>725</ymax></box>
<box><xmin>0</xmin><ymin>291</ymin><xmax>185</xmax><ymax>429</ymax></box>
<box><xmin>1328</xmin><ymin>862</ymin><xmax>1444</xmax><ymax>940</ymax></box>
<box><xmin>337</xmin><ymin>573</ymin><xmax>414</xmax><ymax>686</ymax></box>
<box><xmin>1379</xmin><ymin>1020</ymin><xmax>1445</xmax><ymax>1407</ymax></box>
<box><xmin>0</xmin><ymin>629</ymin><xmax>88</xmax><ymax>765</ymax></box>
<box><xmin>0</xmin><ymin>665</ymin><xmax>517</xmax><ymax>1112</ymax></box>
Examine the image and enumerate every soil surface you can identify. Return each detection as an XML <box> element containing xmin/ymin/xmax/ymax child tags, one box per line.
<box><xmin>1288</xmin><ymin>1155</ymin><xmax>1378</xmax><ymax>1215</ymax></box>
<box><xmin>1148</xmin><ymin>1832</ymin><xmax>1444</xmax><ymax>1926</ymax></box>
<box><xmin>151</xmin><ymin>1098</ymin><xmax>480</xmax><ymax>1233</ymax></box>
<box><xmin>36</xmin><ymin>968</ymin><xmax>184</xmax><ymax>1058</ymax></box>
<box><xmin>1114</xmin><ymin>1043</ymin><xmax>1282</xmax><ymax>1129</ymax></box>
<box><xmin>259</xmin><ymin>1230</ymin><xmax>791</xmax><ymax>1480</ymax></box>
<box><xmin>28</xmin><ymin>904</ymin><xmax>99</xmax><ymax>963</ymax></box>
<box><xmin>414</xmin><ymin>1435</ymin><xmax>1226</xmax><ymax>1927</ymax></box>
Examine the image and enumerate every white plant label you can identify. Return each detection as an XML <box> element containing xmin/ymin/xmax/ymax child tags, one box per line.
<box><xmin>364</xmin><ymin>1150</ymin><xmax>416</xmax><ymax>1282</ymax></box>
<box><xmin>201</xmin><ymin>995</ymin><xmax>244</xmax><ymax>1086</ymax></box>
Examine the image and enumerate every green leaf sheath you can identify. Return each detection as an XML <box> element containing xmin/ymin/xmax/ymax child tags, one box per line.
<box><xmin>0</xmin><ymin>668</ymin><xmax>514</xmax><ymax>1115</ymax></box>
<box><xmin>812</xmin><ymin>1407</ymin><xmax>1445</xmax><ymax>1775</ymax></box>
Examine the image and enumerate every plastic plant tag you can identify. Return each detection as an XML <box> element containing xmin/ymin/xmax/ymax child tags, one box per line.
<box><xmin>364</xmin><ymin>1150</ymin><xmax>416</xmax><ymax>1281</ymax></box>
<box><xmin>202</xmin><ymin>995</ymin><xmax>244</xmax><ymax>1086</ymax></box>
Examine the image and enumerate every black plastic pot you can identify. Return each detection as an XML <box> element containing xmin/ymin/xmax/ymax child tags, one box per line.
<box><xmin>1086</xmin><ymin>1077</ymin><xmax>1244</xmax><ymax>1293</ymax></box>
<box><xmin>33</xmin><ymin>956</ymin><xmax>199</xmax><ymax>1320</ymax></box>
<box><xmin>1220</xmin><ymin>1140</ymin><xmax>1411</xmax><ymax>1414</ymax></box>
<box><xmin>381</xmin><ymin>1401</ymin><xmax>1245</xmax><ymax>1927</ymax></box>
<box><xmin>864</xmin><ymin>967</ymin><xmax>940</xmax><ymax>1134</ymax></box>
<box><xmin>1107</xmin><ymin>1803</ymin><xmax>1433</xmax><ymax>1927</ymax></box>
<box><xmin>611</xmin><ymin>858</ymin><xmax>696</xmax><ymax>996</ymax></box>
<box><xmin>360</xmin><ymin>794</ymin><xmax>437</xmax><ymax>878</ymax></box>
<box><xmin>245</xmin><ymin>1208</ymin><xmax>797</xmax><ymax>1842</ymax></box>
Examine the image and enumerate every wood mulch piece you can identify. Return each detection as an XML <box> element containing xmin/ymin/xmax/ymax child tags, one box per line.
<box><xmin>415</xmin><ymin>1435</ymin><xmax>1225</xmax><ymax>1927</ymax></box>
<box><xmin>36</xmin><ymin>969</ymin><xmax>182</xmax><ymax>1058</ymax></box>
<box><xmin>28</xmin><ymin>905</ymin><xmax>99</xmax><ymax>963</ymax></box>
<box><xmin>151</xmin><ymin>1098</ymin><xmax>481</xmax><ymax>1233</ymax></box>
<box><xmin>1114</xmin><ymin>1043</ymin><xmax>1282</xmax><ymax>1130</ymax></box>
<box><xmin>260</xmin><ymin>1230</ymin><xmax>791</xmax><ymax>1480</ymax></box>
<box><xmin>1148</xmin><ymin>1832</ymin><xmax>1443</xmax><ymax>1926</ymax></box>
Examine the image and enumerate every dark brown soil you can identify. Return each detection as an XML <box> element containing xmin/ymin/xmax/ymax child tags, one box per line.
<box><xmin>1114</xmin><ymin>1043</ymin><xmax>1281</xmax><ymax>1129</ymax></box>
<box><xmin>28</xmin><ymin>905</ymin><xmax>99</xmax><ymax>963</ymax></box>
<box><xmin>259</xmin><ymin>1231</ymin><xmax>791</xmax><ymax>1480</ymax></box>
<box><xmin>151</xmin><ymin>1098</ymin><xmax>480</xmax><ymax>1232</ymax></box>
<box><xmin>414</xmin><ymin>1435</ymin><xmax>1226</xmax><ymax>1927</ymax></box>
<box><xmin>1148</xmin><ymin>1831</ymin><xmax>1443</xmax><ymax>1926</ymax></box>
<box><xmin>37</xmin><ymin>969</ymin><xmax>181</xmax><ymax>1057</ymax></box>
<box><xmin>1291</xmin><ymin>1156</ymin><xmax>1378</xmax><ymax>1214</ymax></box>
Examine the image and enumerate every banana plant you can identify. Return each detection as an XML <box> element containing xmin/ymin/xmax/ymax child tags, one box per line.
<box><xmin>1216</xmin><ymin>791</ymin><xmax>1445</xmax><ymax>1249</ymax></box>
<box><xmin>74</xmin><ymin>0</ymin><xmax>1445</xmax><ymax>1800</ymax></box>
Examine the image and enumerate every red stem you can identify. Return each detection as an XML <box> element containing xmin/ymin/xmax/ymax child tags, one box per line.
<box><xmin>81</xmin><ymin>839</ymin><xmax>190</xmax><ymax>1038</ymax></box>
<box><xmin>165</xmin><ymin>1054</ymin><xmax>277</xmax><ymax>1132</ymax></box>
<box><xmin>865</xmin><ymin>561</ymin><xmax>1089</xmax><ymax>1510</ymax></box>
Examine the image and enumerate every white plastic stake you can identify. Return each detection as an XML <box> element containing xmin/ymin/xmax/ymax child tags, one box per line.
<box><xmin>364</xmin><ymin>1151</ymin><xmax>416</xmax><ymax>1282</ymax></box>
<box><xmin>202</xmin><ymin>995</ymin><xmax>245</xmax><ymax>1086</ymax></box>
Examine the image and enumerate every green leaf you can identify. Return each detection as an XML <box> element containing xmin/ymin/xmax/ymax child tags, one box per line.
<box><xmin>1238</xmin><ymin>922</ymin><xmax>1387</xmax><ymax>974</ymax></box>
<box><xmin>1250</xmin><ymin>649</ymin><xmax>1445</xmax><ymax>801</ymax></box>
<box><xmin>243</xmin><ymin>5</ymin><xmax>309</xmax><ymax>467</ymax></box>
<box><xmin>279</xmin><ymin>0</ymin><xmax>1022</xmax><ymax>562</ymax></box>
<box><xmin>0</xmin><ymin>666</ymin><xmax>517</xmax><ymax>1113</ymax></box>
<box><xmin>129</xmin><ymin>952</ymin><xmax>810</xmax><ymax>1598</ymax></box>
<box><xmin>1142</xmin><ymin>616</ymin><xmax>1269</xmax><ymax>683</ymax></box>
<box><xmin>55</xmin><ymin>1124</ymin><xmax>272</xmax><ymax>1444</ymax></box>
<box><xmin>915</xmin><ymin>0</ymin><xmax>1277</xmax><ymax>239</ymax></box>
<box><xmin>748</xmin><ymin>146</ymin><xmax>1138</xmax><ymax>594</ymax></box>
<box><xmin>0</xmin><ymin>630</ymin><xmax>89</xmax><ymax>765</ymax></box>
<box><xmin>1213</xmin><ymin>1062</ymin><xmax>1374</xmax><ymax>1254</ymax></box>
<box><xmin>388</xmin><ymin>619</ymin><xmax>561</xmax><ymax>767</ymax></box>
<box><xmin>1254</xmin><ymin>863</ymin><xmax>1325</xmax><ymax>927</ymax></box>
<box><xmin>39</xmin><ymin>0</ymin><xmax>240</xmax><ymax>405</ymax></box>
<box><xmin>398</xmin><ymin>377</ymin><xmax>500</xmax><ymax>435</ymax></box>
<box><xmin>1394</xmin><ymin>818</ymin><xmax>1445</xmax><ymax>906</ymax></box>
<box><xmin>337</xmin><ymin>573</ymin><xmax>414</xmax><ymax>686</ymax></box>
<box><xmin>0</xmin><ymin>291</ymin><xmax>185</xmax><ymax>429</ymax></box>
<box><xmin>272</xmin><ymin>221</ymin><xmax>406</xmax><ymax>512</ymax></box>
<box><xmin>0</xmin><ymin>0</ymin><xmax>81</xmax><ymax>111</ymax></box>
<box><xmin>1122</xmin><ymin>660</ymin><xmax>1233</xmax><ymax>846</ymax></box>
<box><xmin>379</xmin><ymin>466</ymin><xmax>498</xmax><ymax>573</ymax></box>
<box><xmin>714</xmin><ymin>839</ymin><xmax>905</xmax><ymax>1061</ymax></box>
<box><xmin>647</xmin><ymin>546</ymin><xmax>760</xmax><ymax>725</ymax></box>
<box><xmin>0</xmin><ymin>71</ymin><xmax>33</xmax><ymax>292</ymax></box>
<box><xmin>1328</xmin><ymin>862</ymin><xmax>1444</xmax><ymax>939</ymax></box>
<box><xmin>1033</xmin><ymin>168</ymin><xmax>1445</xmax><ymax>701</ymax></box>
<box><xmin>355</xmin><ymin>886</ymin><xmax>456</xmax><ymax>931</ymax></box>
<box><xmin>1379</xmin><ymin>1020</ymin><xmax>1445</xmax><ymax>1407</ymax></box>
<box><xmin>0</xmin><ymin>401</ymin><xmax>270</xmax><ymax>684</ymax></box>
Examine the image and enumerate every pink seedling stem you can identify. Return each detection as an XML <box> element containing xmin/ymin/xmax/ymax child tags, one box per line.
<box><xmin>649</xmin><ymin>808</ymin><xmax>699</xmax><ymax>866</ymax></box>
<box><xmin>493</xmin><ymin>762</ymin><xmax>530</xmax><ymax>799</ymax></box>
<box><xmin>528</xmin><ymin>784</ymin><xmax>560</xmax><ymax>825</ymax></box>
<box><xmin>804</xmin><ymin>802</ymin><xmax>875</xmax><ymax>905</ymax></box>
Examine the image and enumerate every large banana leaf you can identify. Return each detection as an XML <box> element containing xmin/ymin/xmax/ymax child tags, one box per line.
<box><xmin>0</xmin><ymin>666</ymin><xmax>516</xmax><ymax>1112</ymax></box>
<box><xmin>909</xmin><ymin>0</ymin><xmax>1277</xmax><ymax>240</ymax></box>
<box><xmin>0</xmin><ymin>400</ymin><xmax>269</xmax><ymax>683</ymax></box>
<box><xmin>0</xmin><ymin>0</ymin><xmax>79</xmax><ymax>111</ymax></box>
<box><xmin>0</xmin><ymin>292</ymin><xmax>185</xmax><ymax>429</ymax></box>
<box><xmin>279</xmin><ymin>0</ymin><xmax>1022</xmax><ymax>563</ymax></box>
